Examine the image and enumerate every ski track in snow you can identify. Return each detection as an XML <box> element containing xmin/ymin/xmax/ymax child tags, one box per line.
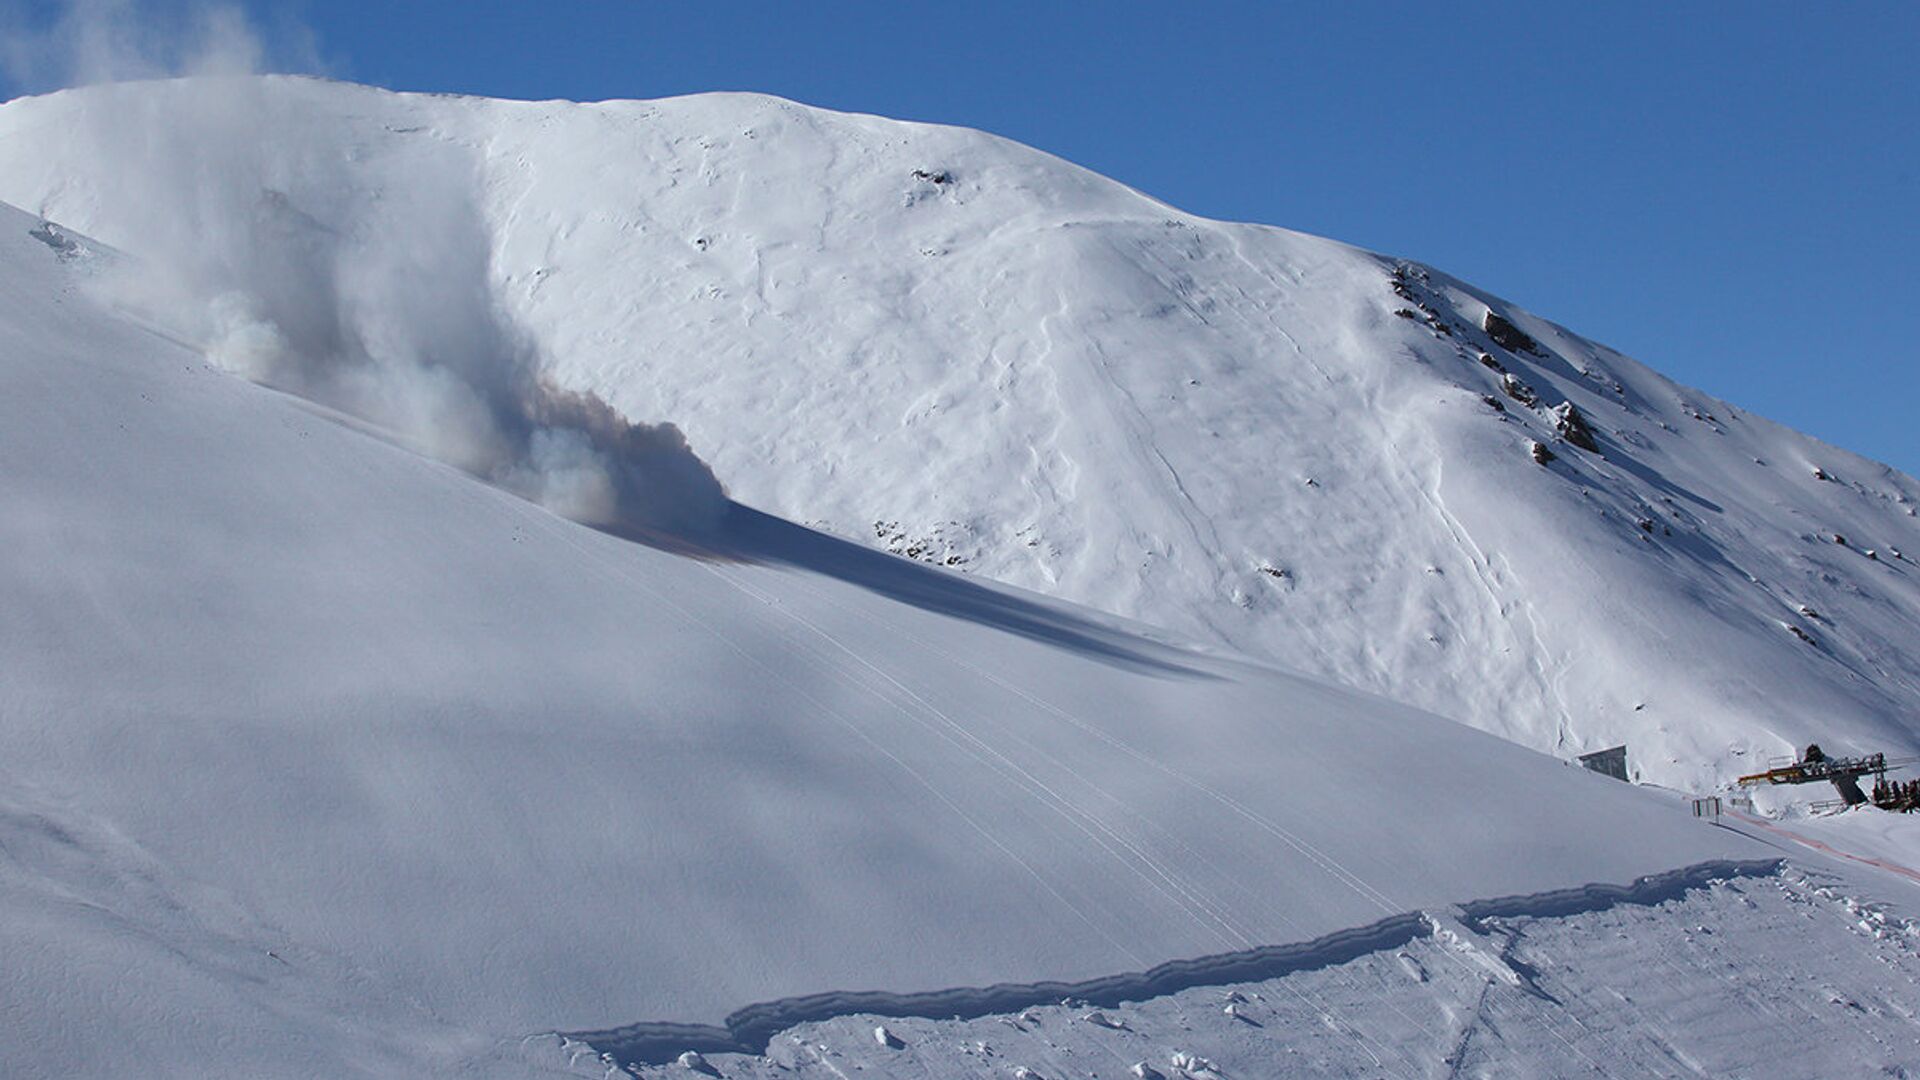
<box><xmin>741</xmin><ymin>556</ymin><xmax>1403</xmax><ymax>925</ymax></box>
<box><xmin>521</xmin><ymin>507</ymin><xmax>1148</xmax><ymax>965</ymax></box>
<box><xmin>703</xmin><ymin>561</ymin><xmax>1262</xmax><ymax>951</ymax></box>
<box><xmin>695</xmin><ymin>559</ymin><xmax>1443</xmax><ymax>1074</ymax></box>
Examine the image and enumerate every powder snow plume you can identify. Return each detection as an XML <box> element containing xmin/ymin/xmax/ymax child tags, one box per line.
<box><xmin>2</xmin><ymin>3</ymin><xmax>726</xmax><ymax>534</ymax></box>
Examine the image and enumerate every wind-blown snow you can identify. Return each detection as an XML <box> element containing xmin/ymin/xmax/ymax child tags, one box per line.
<box><xmin>3</xmin><ymin>77</ymin><xmax>1913</xmax><ymax>788</ymax></box>
<box><xmin>0</xmin><ymin>77</ymin><xmax>724</xmax><ymax>535</ymax></box>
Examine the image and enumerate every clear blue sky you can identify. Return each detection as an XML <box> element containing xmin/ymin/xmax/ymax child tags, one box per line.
<box><xmin>7</xmin><ymin>1</ymin><xmax>1917</xmax><ymax>474</ymax></box>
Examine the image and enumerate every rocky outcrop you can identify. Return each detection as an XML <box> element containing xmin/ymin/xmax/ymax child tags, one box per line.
<box><xmin>1501</xmin><ymin>373</ymin><xmax>1539</xmax><ymax>407</ymax></box>
<box><xmin>1553</xmin><ymin>402</ymin><xmax>1599</xmax><ymax>452</ymax></box>
<box><xmin>1484</xmin><ymin>310</ymin><xmax>1541</xmax><ymax>355</ymax></box>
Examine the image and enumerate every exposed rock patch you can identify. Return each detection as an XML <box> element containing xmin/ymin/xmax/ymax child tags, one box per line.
<box><xmin>1483</xmin><ymin>310</ymin><xmax>1542</xmax><ymax>355</ymax></box>
<box><xmin>1553</xmin><ymin>402</ymin><xmax>1599</xmax><ymax>452</ymax></box>
<box><xmin>1502</xmin><ymin>373</ymin><xmax>1540</xmax><ymax>407</ymax></box>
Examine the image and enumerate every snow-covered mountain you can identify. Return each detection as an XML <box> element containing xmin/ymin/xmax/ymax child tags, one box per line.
<box><xmin>0</xmin><ymin>196</ymin><xmax>1802</xmax><ymax>1074</ymax></box>
<box><xmin>3</xmin><ymin>78</ymin><xmax>1917</xmax><ymax>789</ymax></box>
<box><xmin>12</xmin><ymin>77</ymin><xmax>1920</xmax><ymax>1078</ymax></box>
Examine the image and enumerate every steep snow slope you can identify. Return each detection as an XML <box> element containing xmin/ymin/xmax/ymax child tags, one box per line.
<box><xmin>3</xmin><ymin>78</ymin><xmax>1917</xmax><ymax>790</ymax></box>
<box><xmin>0</xmin><ymin>200</ymin><xmax>1778</xmax><ymax>1074</ymax></box>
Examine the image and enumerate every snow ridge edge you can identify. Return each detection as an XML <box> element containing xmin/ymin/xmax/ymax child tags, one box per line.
<box><xmin>567</xmin><ymin>858</ymin><xmax>1783</xmax><ymax>1066</ymax></box>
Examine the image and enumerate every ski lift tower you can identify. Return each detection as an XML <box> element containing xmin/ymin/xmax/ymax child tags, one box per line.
<box><xmin>1737</xmin><ymin>746</ymin><xmax>1887</xmax><ymax>806</ymax></box>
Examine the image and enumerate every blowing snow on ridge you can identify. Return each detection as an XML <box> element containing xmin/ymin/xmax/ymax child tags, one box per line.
<box><xmin>5</xmin><ymin>77</ymin><xmax>1914</xmax><ymax>787</ymax></box>
<box><xmin>6</xmin><ymin>77</ymin><xmax>726</xmax><ymax>535</ymax></box>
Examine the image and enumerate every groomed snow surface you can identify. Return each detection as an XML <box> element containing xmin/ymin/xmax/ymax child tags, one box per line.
<box><xmin>5</xmin><ymin>80</ymin><xmax>1920</xmax><ymax>1077</ymax></box>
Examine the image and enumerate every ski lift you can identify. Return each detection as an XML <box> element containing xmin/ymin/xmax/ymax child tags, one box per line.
<box><xmin>1736</xmin><ymin>744</ymin><xmax>1919</xmax><ymax>807</ymax></box>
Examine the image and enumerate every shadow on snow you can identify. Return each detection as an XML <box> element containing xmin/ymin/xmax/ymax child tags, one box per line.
<box><xmin>598</xmin><ymin>500</ymin><xmax>1213</xmax><ymax>680</ymax></box>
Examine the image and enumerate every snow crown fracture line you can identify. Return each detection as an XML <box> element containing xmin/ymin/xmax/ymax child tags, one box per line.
<box><xmin>566</xmin><ymin>858</ymin><xmax>1783</xmax><ymax>1067</ymax></box>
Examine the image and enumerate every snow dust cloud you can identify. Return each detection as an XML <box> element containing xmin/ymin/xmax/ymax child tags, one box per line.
<box><xmin>1</xmin><ymin>2</ymin><xmax>726</xmax><ymax>534</ymax></box>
